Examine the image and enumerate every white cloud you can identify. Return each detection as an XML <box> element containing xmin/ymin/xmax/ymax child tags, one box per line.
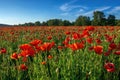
<box><xmin>85</xmin><ymin>6</ymin><xmax>110</xmax><ymax>16</ymax></box>
<box><xmin>59</xmin><ymin>0</ymin><xmax>87</xmax><ymax>12</ymax></box>
<box><xmin>76</xmin><ymin>6</ymin><xmax>110</xmax><ymax>17</ymax></box>
<box><xmin>106</xmin><ymin>6</ymin><xmax>120</xmax><ymax>19</ymax></box>
<box><xmin>78</xmin><ymin>9</ymin><xmax>84</xmax><ymax>12</ymax></box>
<box><xmin>59</xmin><ymin>0</ymin><xmax>87</xmax><ymax>18</ymax></box>
<box><xmin>114</xmin><ymin>6</ymin><xmax>120</xmax><ymax>11</ymax></box>
<box><xmin>107</xmin><ymin>6</ymin><xmax>120</xmax><ymax>14</ymax></box>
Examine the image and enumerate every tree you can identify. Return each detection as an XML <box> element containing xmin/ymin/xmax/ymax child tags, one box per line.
<box><xmin>35</xmin><ymin>21</ymin><xmax>41</xmax><ymax>26</ymax></box>
<box><xmin>47</xmin><ymin>19</ymin><xmax>62</xmax><ymax>26</ymax></box>
<box><xmin>107</xmin><ymin>15</ymin><xmax>115</xmax><ymax>26</ymax></box>
<box><xmin>62</xmin><ymin>20</ymin><xmax>71</xmax><ymax>26</ymax></box>
<box><xmin>28</xmin><ymin>22</ymin><xmax>34</xmax><ymax>26</ymax></box>
<box><xmin>115</xmin><ymin>19</ymin><xmax>120</xmax><ymax>26</ymax></box>
<box><xmin>92</xmin><ymin>11</ymin><xmax>106</xmax><ymax>26</ymax></box>
<box><xmin>41</xmin><ymin>21</ymin><xmax>48</xmax><ymax>26</ymax></box>
<box><xmin>75</xmin><ymin>16</ymin><xmax>90</xmax><ymax>26</ymax></box>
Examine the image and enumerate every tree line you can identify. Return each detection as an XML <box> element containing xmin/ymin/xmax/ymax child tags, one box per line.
<box><xmin>17</xmin><ymin>11</ymin><xmax>120</xmax><ymax>26</ymax></box>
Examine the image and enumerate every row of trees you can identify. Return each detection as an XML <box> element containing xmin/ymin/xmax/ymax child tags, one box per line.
<box><xmin>17</xmin><ymin>11</ymin><xmax>120</xmax><ymax>26</ymax></box>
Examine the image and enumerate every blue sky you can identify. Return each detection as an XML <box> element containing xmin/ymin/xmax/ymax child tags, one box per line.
<box><xmin>0</xmin><ymin>0</ymin><xmax>120</xmax><ymax>25</ymax></box>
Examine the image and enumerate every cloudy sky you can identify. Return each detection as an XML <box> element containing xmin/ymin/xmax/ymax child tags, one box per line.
<box><xmin>0</xmin><ymin>0</ymin><xmax>120</xmax><ymax>25</ymax></box>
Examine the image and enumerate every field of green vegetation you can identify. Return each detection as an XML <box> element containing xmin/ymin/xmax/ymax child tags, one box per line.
<box><xmin>0</xmin><ymin>26</ymin><xmax>120</xmax><ymax>80</ymax></box>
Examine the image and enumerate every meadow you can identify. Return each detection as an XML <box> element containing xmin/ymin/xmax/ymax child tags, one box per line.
<box><xmin>0</xmin><ymin>26</ymin><xmax>120</xmax><ymax>80</ymax></box>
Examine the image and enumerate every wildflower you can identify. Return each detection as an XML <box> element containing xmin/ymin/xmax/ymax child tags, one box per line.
<box><xmin>58</xmin><ymin>46</ymin><xmax>64</xmax><ymax>50</ymax></box>
<box><xmin>0</xmin><ymin>48</ymin><xmax>6</xmax><ymax>54</ymax></box>
<box><xmin>65</xmin><ymin>31</ymin><xmax>71</xmax><ymax>35</ymax></box>
<box><xmin>40</xmin><ymin>42</ymin><xmax>55</xmax><ymax>51</ymax></box>
<box><xmin>19</xmin><ymin>44</ymin><xmax>36</xmax><ymax>57</ymax></box>
<box><xmin>19</xmin><ymin>64</ymin><xmax>28</xmax><ymax>71</ymax></box>
<box><xmin>73</xmin><ymin>33</ymin><xmax>82</xmax><ymax>40</ymax></box>
<box><xmin>48</xmin><ymin>55</ymin><xmax>53</xmax><ymax>59</ymax></box>
<box><xmin>20</xmin><ymin>49</ymin><xmax>35</xmax><ymax>57</ymax></box>
<box><xmin>104</xmin><ymin>62</ymin><xmax>115</xmax><ymax>72</ymax></box>
<box><xmin>19</xmin><ymin>44</ymin><xmax>33</xmax><ymax>50</ymax></box>
<box><xmin>109</xmin><ymin>42</ymin><xmax>117</xmax><ymax>50</ymax></box>
<box><xmin>47</xmin><ymin>36</ymin><xmax>52</xmax><ymax>40</ymax></box>
<box><xmin>30</xmin><ymin>39</ymin><xmax>42</xmax><ymax>46</ymax></box>
<box><xmin>11</xmin><ymin>53</ymin><xmax>18</xmax><ymax>60</ymax></box>
<box><xmin>114</xmin><ymin>51</ymin><xmax>120</xmax><ymax>55</ymax></box>
<box><xmin>68</xmin><ymin>42</ymin><xmax>84</xmax><ymax>51</ymax></box>
<box><xmin>107</xmin><ymin>37</ymin><xmax>113</xmax><ymax>42</ymax></box>
<box><xmin>86</xmin><ymin>38</ymin><xmax>93</xmax><ymax>44</ymax></box>
<box><xmin>104</xmin><ymin>50</ymin><xmax>111</xmax><ymax>56</ymax></box>
<box><xmin>41</xmin><ymin>61</ymin><xmax>46</xmax><ymax>65</ymax></box>
<box><xmin>86</xmin><ymin>26</ymin><xmax>95</xmax><ymax>31</ymax></box>
<box><xmin>96</xmin><ymin>38</ymin><xmax>102</xmax><ymax>44</ymax></box>
<box><xmin>82</xmin><ymin>30</ymin><xmax>90</xmax><ymax>38</ymax></box>
<box><xmin>94</xmin><ymin>45</ymin><xmax>103</xmax><ymax>55</ymax></box>
<box><xmin>88</xmin><ymin>46</ymin><xmax>94</xmax><ymax>51</ymax></box>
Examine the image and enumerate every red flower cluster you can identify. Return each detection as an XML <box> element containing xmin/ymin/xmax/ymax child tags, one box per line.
<box><xmin>68</xmin><ymin>42</ymin><xmax>84</xmax><ymax>51</ymax></box>
<box><xmin>39</xmin><ymin>42</ymin><xmax>55</xmax><ymax>51</ymax></box>
<box><xmin>30</xmin><ymin>39</ymin><xmax>42</xmax><ymax>46</ymax></box>
<box><xmin>19</xmin><ymin>44</ymin><xmax>36</xmax><ymax>57</ymax></box>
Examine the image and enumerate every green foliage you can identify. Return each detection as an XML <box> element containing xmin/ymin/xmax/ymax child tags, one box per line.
<box><xmin>35</xmin><ymin>21</ymin><xmax>41</xmax><ymax>26</ymax></box>
<box><xmin>47</xmin><ymin>19</ymin><xmax>62</xmax><ymax>26</ymax></box>
<box><xmin>116</xmin><ymin>20</ymin><xmax>120</xmax><ymax>26</ymax></box>
<box><xmin>92</xmin><ymin>11</ymin><xmax>106</xmax><ymax>26</ymax></box>
<box><xmin>16</xmin><ymin>11</ymin><xmax>120</xmax><ymax>26</ymax></box>
<box><xmin>75</xmin><ymin>16</ymin><xmax>91</xmax><ymax>26</ymax></box>
<box><xmin>107</xmin><ymin>15</ymin><xmax>116</xmax><ymax>26</ymax></box>
<box><xmin>0</xmin><ymin>27</ymin><xmax>120</xmax><ymax>80</ymax></box>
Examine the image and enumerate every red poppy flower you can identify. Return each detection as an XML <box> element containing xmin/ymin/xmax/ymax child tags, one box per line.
<box><xmin>30</xmin><ymin>39</ymin><xmax>42</xmax><ymax>46</ymax></box>
<box><xmin>114</xmin><ymin>51</ymin><xmax>120</xmax><ymax>55</ymax></box>
<box><xmin>73</xmin><ymin>33</ymin><xmax>82</xmax><ymax>40</ymax></box>
<box><xmin>104</xmin><ymin>51</ymin><xmax>111</xmax><ymax>56</ymax></box>
<box><xmin>63</xmin><ymin>40</ymin><xmax>69</xmax><ymax>46</ymax></box>
<box><xmin>94</xmin><ymin>45</ymin><xmax>103</xmax><ymax>55</ymax></box>
<box><xmin>10</xmin><ymin>32</ymin><xmax>14</xmax><ymax>35</ymax></box>
<box><xmin>0</xmin><ymin>48</ymin><xmax>6</xmax><ymax>54</ymax></box>
<box><xmin>86</xmin><ymin>26</ymin><xmax>95</xmax><ymax>31</ymax></box>
<box><xmin>41</xmin><ymin>61</ymin><xmax>46</xmax><ymax>65</ymax></box>
<box><xmin>105</xmin><ymin>35</ymin><xmax>113</xmax><ymax>43</ymax></box>
<box><xmin>104</xmin><ymin>62</ymin><xmax>115</xmax><ymax>72</ymax></box>
<box><xmin>65</xmin><ymin>36</ymin><xmax>70</xmax><ymax>42</ymax></box>
<box><xmin>88</xmin><ymin>46</ymin><xmax>94</xmax><ymax>51</ymax></box>
<box><xmin>82</xmin><ymin>30</ymin><xmax>90</xmax><ymax>38</ymax></box>
<box><xmin>68</xmin><ymin>42</ymin><xmax>84</xmax><ymax>51</ymax></box>
<box><xmin>47</xmin><ymin>36</ymin><xmax>52</xmax><ymax>40</ymax></box>
<box><xmin>11</xmin><ymin>53</ymin><xmax>18</xmax><ymax>60</ymax></box>
<box><xmin>63</xmin><ymin>37</ymin><xmax>70</xmax><ymax>46</ymax></box>
<box><xmin>20</xmin><ymin>49</ymin><xmax>35</xmax><ymax>57</ymax></box>
<box><xmin>86</xmin><ymin>38</ymin><xmax>93</xmax><ymax>44</ymax></box>
<box><xmin>19</xmin><ymin>44</ymin><xmax>36</xmax><ymax>57</ymax></box>
<box><xmin>65</xmin><ymin>31</ymin><xmax>71</xmax><ymax>35</ymax></box>
<box><xmin>40</xmin><ymin>42</ymin><xmax>55</xmax><ymax>51</ymax></box>
<box><xmin>48</xmin><ymin>55</ymin><xmax>53</xmax><ymax>59</ymax></box>
<box><xmin>109</xmin><ymin>42</ymin><xmax>117</xmax><ymax>50</ymax></box>
<box><xmin>96</xmin><ymin>38</ymin><xmax>102</xmax><ymax>44</ymax></box>
<box><xmin>19</xmin><ymin>44</ymin><xmax>33</xmax><ymax>50</ymax></box>
<box><xmin>58</xmin><ymin>46</ymin><xmax>64</xmax><ymax>50</ymax></box>
<box><xmin>19</xmin><ymin>64</ymin><xmax>28</xmax><ymax>71</ymax></box>
<box><xmin>22</xmin><ymin>57</ymin><xmax>28</xmax><ymax>62</ymax></box>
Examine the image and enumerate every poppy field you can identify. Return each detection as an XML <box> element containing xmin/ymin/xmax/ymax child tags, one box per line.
<box><xmin>0</xmin><ymin>26</ymin><xmax>120</xmax><ymax>80</ymax></box>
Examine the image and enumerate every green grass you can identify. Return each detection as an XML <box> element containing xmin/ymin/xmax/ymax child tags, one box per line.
<box><xmin>0</xmin><ymin>26</ymin><xmax>120</xmax><ymax>80</ymax></box>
